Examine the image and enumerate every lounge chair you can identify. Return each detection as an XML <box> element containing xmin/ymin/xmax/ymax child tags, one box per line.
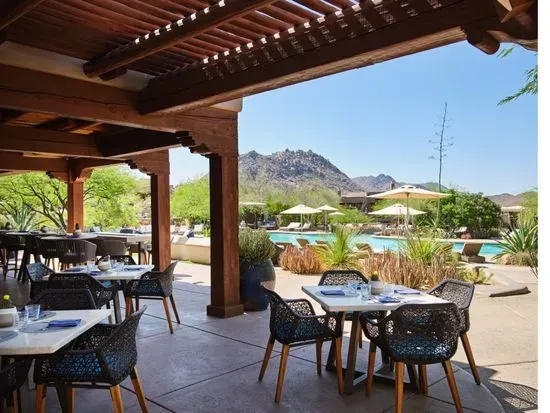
<box><xmin>193</xmin><ymin>224</ymin><xmax>204</xmax><ymax>234</ymax></box>
<box><xmin>315</xmin><ymin>240</ymin><xmax>329</xmax><ymax>245</ymax></box>
<box><xmin>355</xmin><ymin>243</ymin><xmax>373</xmax><ymax>254</ymax></box>
<box><xmin>458</xmin><ymin>242</ymin><xmax>485</xmax><ymax>263</ymax></box>
<box><xmin>280</xmin><ymin>222</ymin><xmax>301</xmax><ymax>231</ymax></box>
<box><xmin>301</xmin><ymin>223</ymin><xmax>311</xmax><ymax>231</ymax></box>
<box><xmin>296</xmin><ymin>238</ymin><xmax>310</xmax><ymax>248</ymax></box>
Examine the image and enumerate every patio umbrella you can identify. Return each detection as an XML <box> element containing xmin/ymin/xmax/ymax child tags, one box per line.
<box><xmin>328</xmin><ymin>211</ymin><xmax>345</xmax><ymax>216</ymax></box>
<box><xmin>369</xmin><ymin>203</ymin><xmax>426</xmax><ymax>227</ymax></box>
<box><xmin>280</xmin><ymin>204</ymin><xmax>321</xmax><ymax>232</ymax></box>
<box><xmin>368</xmin><ymin>185</ymin><xmax>447</xmax><ymax>230</ymax></box>
<box><xmin>240</xmin><ymin>202</ymin><xmax>266</xmax><ymax>229</ymax></box>
<box><xmin>317</xmin><ymin>205</ymin><xmax>339</xmax><ymax>231</ymax></box>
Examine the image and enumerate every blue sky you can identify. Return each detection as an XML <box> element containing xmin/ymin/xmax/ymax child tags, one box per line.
<box><xmin>169</xmin><ymin>42</ymin><xmax>537</xmax><ymax>195</ymax></box>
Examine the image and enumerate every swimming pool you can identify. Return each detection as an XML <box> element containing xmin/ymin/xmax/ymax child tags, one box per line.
<box><xmin>268</xmin><ymin>232</ymin><xmax>503</xmax><ymax>256</ymax></box>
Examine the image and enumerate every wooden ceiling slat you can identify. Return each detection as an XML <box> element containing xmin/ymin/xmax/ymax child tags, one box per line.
<box><xmin>232</xmin><ymin>17</ymin><xmax>279</xmax><ymax>36</ymax></box>
<box><xmin>207</xmin><ymin>27</ymin><xmax>252</xmax><ymax>45</ymax></box>
<box><xmin>219</xmin><ymin>23</ymin><xmax>261</xmax><ymax>41</ymax></box>
<box><xmin>261</xmin><ymin>5</ymin><xmax>308</xmax><ymax>25</ymax></box>
<box><xmin>83</xmin><ymin>0</ymin><xmax>278</xmax><ymax>78</ymax></box>
<box><xmin>293</xmin><ymin>0</ymin><xmax>339</xmax><ymax>15</ymax></box>
<box><xmin>198</xmin><ymin>33</ymin><xmax>240</xmax><ymax>49</ymax></box>
<box><xmin>0</xmin><ymin>0</ymin><xmax>47</xmax><ymax>31</ymax></box>
<box><xmin>245</xmin><ymin>11</ymin><xmax>293</xmax><ymax>31</ymax></box>
<box><xmin>273</xmin><ymin>1</ymin><xmax>321</xmax><ymax>19</ymax></box>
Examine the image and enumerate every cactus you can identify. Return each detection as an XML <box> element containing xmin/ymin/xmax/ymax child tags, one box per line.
<box><xmin>0</xmin><ymin>295</ymin><xmax>14</xmax><ymax>309</ymax></box>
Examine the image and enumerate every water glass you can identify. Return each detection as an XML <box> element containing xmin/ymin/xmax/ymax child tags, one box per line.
<box><xmin>15</xmin><ymin>310</ymin><xmax>28</xmax><ymax>331</ymax></box>
<box><xmin>25</xmin><ymin>304</ymin><xmax>41</xmax><ymax>321</ymax></box>
<box><xmin>86</xmin><ymin>259</ymin><xmax>96</xmax><ymax>273</ymax></box>
<box><xmin>347</xmin><ymin>281</ymin><xmax>358</xmax><ymax>294</ymax></box>
<box><xmin>360</xmin><ymin>284</ymin><xmax>371</xmax><ymax>301</ymax></box>
<box><xmin>384</xmin><ymin>283</ymin><xmax>396</xmax><ymax>295</ymax></box>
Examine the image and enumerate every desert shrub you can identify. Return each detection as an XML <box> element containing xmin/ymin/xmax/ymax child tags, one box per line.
<box><xmin>279</xmin><ymin>246</ymin><xmax>324</xmax><ymax>274</ymax></box>
<box><xmin>238</xmin><ymin>228</ymin><xmax>276</xmax><ymax>264</ymax></box>
<box><xmin>399</xmin><ymin>235</ymin><xmax>454</xmax><ymax>266</ymax></box>
<box><xmin>495</xmin><ymin>215</ymin><xmax>538</xmax><ymax>277</ymax></box>
<box><xmin>313</xmin><ymin>226</ymin><xmax>365</xmax><ymax>270</ymax></box>
<box><xmin>361</xmin><ymin>250</ymin><xmax>462</xmax><ymax>290</ymax></box>
<box><xmin>460</xmin><ymin>267</ymin><xmax>493</xmax><ymax>285</ymax></box>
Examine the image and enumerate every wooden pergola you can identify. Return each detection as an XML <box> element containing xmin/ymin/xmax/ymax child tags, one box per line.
<box><xmin>0</xmin><ymin>0</ymin><xmax>537</xmax><ymax>318</ymax></box>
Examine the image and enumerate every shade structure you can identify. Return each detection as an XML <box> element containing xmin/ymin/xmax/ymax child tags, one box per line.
<box><xmin>280</xmin><ymin>204</ymin><xmax>321</xmax><ymax>232</ymax></box>
<box><xmin>369</xmin><ymin>203</ymin><xmax>426</xmax><ymax>216</ymax></box>
<box><xmin>329</xmin><ymin>211</ymin><xmax>345</xmax><ymax>216</ymax></box>
<box><xmin>368</xmin><ymin>185</ymin><xmax>447</xmax><ymax>229</ymax></box>
<box><xmin>317</xmin><ymin>205</ymin><xmax>339</xmax><ymax>231</ymax></box>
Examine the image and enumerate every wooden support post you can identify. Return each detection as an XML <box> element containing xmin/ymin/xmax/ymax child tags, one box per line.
<box><xmin>207</xmin><ymin>154</ymin><xmax>244</xmax><ymax>318</ymax></box>
<box><xmin>67</xmin><ymin>181</ymin><xmax>84</xmax><ymax>232</ymax></box>
<box><xmin>151</xmin><ymin>172</ymin><xmax>171</xmax><ymax>271</ymax></box>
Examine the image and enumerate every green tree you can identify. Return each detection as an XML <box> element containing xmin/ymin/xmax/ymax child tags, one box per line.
<box><xmin>171</xmin><ymin>175</ymin><xmax>210</xmax><ymax>223</ymax></box>
<box><xmin>498</xmin><ymin>47</ymin><xmax>537</xmax><ymax>105</ymax></box>
<box><xmin>437</xmin><ymin>190</ymin><xmax>501</xmax><ymax>238</ymax></box>
<box><xmin>521</xmin><ymin>189</ymin><xmax>538</xmax><ymax>220</ymax></box>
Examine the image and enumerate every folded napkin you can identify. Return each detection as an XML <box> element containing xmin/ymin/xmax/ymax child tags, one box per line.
<box><xmin>394</xmin><ymin>289</ymin><xmax>421</xmax><ymax>295</ymax></box>
<box><xmin>89</xmin><ymin>270</ymin><xmax>102</xmax><ymax>276</ymax></box>
<box><xmin>321</xmin><ymin>290</ymin><xmax>345</xmax><ymax>296</ymax></box>
<box><xmin>63</xmin><ymin>267</ymin><xmax>85</xmax><ymax>272</ymax></box>
<box><xmin>48</xmin><ymin>319</ymin><xmax>81</xmax><ymax>328</ymax></box>
<box><xmin>378</xmin><ymin>296</ymin><xmax>401</xmax><ymax>303</ymax></box>
<box><xmin>124</xmin><ymin>266</ymin><xmax>146</xmax><ymax>271</ymax></box>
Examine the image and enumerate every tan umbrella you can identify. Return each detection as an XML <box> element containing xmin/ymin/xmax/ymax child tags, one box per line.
<box><xmin>317</xmin><ymin>205</ymin><xmax>339</xmax><ymax>231</ymax></box>
<box><xmin>369</xmin><ymin>203</ymin><xmax>426</xmax><ymax>227</ymax></box>
<box><xmin>368</xmin><ymin>185</ymin><xmax>447</xmax><ymax>229</ymax></box>
<box><xmin>280</xmin><ymin>204</ymin><xmax>321</xmax><ymax>232</ymax></box>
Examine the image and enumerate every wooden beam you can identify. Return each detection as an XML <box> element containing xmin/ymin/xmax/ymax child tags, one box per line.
<box><xmin>96</xmin><ymin>130</ymin><xmax>189</xmax><ymax>158</ymax></box>
<box><xmin>493</xmin><ymin>0</ymin><xmax>535</xmax><ymax>22</ymax></box>
<box><xmin>207</xmin><ymin>154</ymin><xmax>244</xmax><ymax>318</ymax></box>
<box><xmin>0</xmin><ymin>151</ymin><xmax>68</xmax><ymax>172</ymax></box>
<box><xmin>137</xmin><ymin>0</ymin><xmax>501</xmax><ymax>113</ymax></box>
<box><xmin>149</xmin><ymin>150</ymin><xmax>171</xmax><ymax>271</ymax></box>
<box><xmin>0</xmin><ymin>0</ymin><xmax>47</xmax><ymax>31</ymax></box>
<box><xmin>36</xmin><ymin>118</ymin><xmax>97</xmax><ymax>132</ymax></box>
<box><xmin>127</xmin><ymin>151</ymin><xmax>170</xmax><ymax>176</ymax></box>
<box><xmin>0</xmin><ymin>125</ymin><xmax>102</xmax><ymax>157</ymax></box>
<box><xmin>0</xmin><ymin>64</ymin><xmax>238</xmax><ymax>156</ymax></box>
<box><xmin>67</xmin><ymin>181</ymin><xmax>84</xmax><ymax>232</ymax></box>
<box><xmin>83</xmin><ymin>0</ymin><xmax>277</xmax><ymax>78</ymax></box>
<box><xmin>0</xmin><ymin>109</ymin><xmax>23</xmax><ymax>125</ymax></box>
<box><xmin>465</xmin><ymin>28</ymin><xmax>501</xmax><ymax>54</ymax></box>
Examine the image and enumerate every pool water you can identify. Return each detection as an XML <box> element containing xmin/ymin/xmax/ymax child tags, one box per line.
<box><xmin>268</xmin><ymin>232</ymin><xmax>503</xmax><ymax>256</ymax></box>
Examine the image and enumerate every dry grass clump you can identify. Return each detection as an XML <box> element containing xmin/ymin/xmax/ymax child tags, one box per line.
<box><xmin>279</xmin><ymin>245</ymin><xmax>325</xmax><ymax>274</ymax></box>
<box><xmin>361</xmin><ymin>250</ymin><xmax>462</xmax><ymax>290</ymax></box>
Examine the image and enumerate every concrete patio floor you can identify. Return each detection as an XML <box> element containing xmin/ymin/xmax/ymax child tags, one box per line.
<box><xmin>0</xmin><ymin>261</ymin><xmax>537</xmax><ymax>412</ymax></box>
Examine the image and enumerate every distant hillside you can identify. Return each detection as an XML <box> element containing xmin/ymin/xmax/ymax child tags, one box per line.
<box><xmin>487</xmin><ymin>193</ymin><xmax>527</xmax><ymax>207</ymax></box>
<box><xmin>239</xmin><ymin>150</ymin><xmax>362</xmax><ymax>192</ymax></box>
<box><xmin>352</xmin><ymin>174</ymin><xmax>446</xmax><ymax>192</ymax></box>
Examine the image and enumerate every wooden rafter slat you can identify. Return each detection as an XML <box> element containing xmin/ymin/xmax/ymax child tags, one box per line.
<box><xmin>293</xmin><ymin>0</ymin><xmax>339</xmax><ymax>15</ymax></box>
<box><xmin>0</xmin><ymin>0</ymin><xmax>48</xmax><ymax>31</ymax></box>
<box><xmin>260</xmin><ymin>5</ymin><xmax>308</xmax><ymax>25</ymax></box>
<box><xmin>83</xmin><ymin>0</ymin><xmax>278</xmax><ymax>78</ymax></box>
<box><xmin>274</xmin><ymin>1</ymin><xmax>321</xmax><ymax>19</ymax></box>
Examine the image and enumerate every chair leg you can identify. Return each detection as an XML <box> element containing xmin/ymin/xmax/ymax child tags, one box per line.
<box><xmin>258</xmin><ymin>334</ymin><xmax>275</xmax><ymax>381</ymax></box>
<box><xmin>334</xmin><ymin>337</ymin><xmax>344</xmax><ymax>395</ymax></box>
<box><xmin>162</xmin><ymin>297</ymin><xmax>174</xmax><ymax>334</ymax></box>
<box><xmin>315</xmin><ymin>340</ymin><xmax>323</xmax><ymax>375</ymax></box>
<box><xmin>274</xmin><ymin>344</ymin><xmax>290</xmax><ymax>403</ymax></box>
<box><xmin>65</xmin><ymin>385</ymin><xmax>75</xmax><ymax>413</ymax></box>
<box><xmin>35</xmin><ymin>384</ymin><xmax>47</xmax><ymax>413</ymax></box>
<box><xmin>135</xmin><ymin>297</ymin><xmax>140</xmax><ymax>311</ymax></box>
<box><xmin>9</xmin><ymin>389</ymin><xmax>19</xmax><ymax>413</ymax></box>
<box><xmin>125</xmin><ymin>297</ymin><xmax>132</xmax><ymax>317</ymax></box>
<box><xmin>418</xmin><ymin>364</ymin><xmax>428</xmax><ymax>394</ymax></box>
<box><xmin>109</xmin><ymin>385</ymin><xmax>124</xmax><ymax>413</ymax></box>
<box><xmin>366</xmin><ymin>341</ymin><xmax>377</xmax><ymax>396</ymax></box>
<box><xmin>461</xmin><ymin>333</ymin><xmax>481</xmax><ymax>385</ymax></box>
<box><xmin>169</xmin><ymin>295</ymin><xmax>181</xmax><ymax>324</ymax></box>
<box><xmin>130</xmin><ymin>367</ymin><xmax>148</xmax><ymax>413</ymax></box>
<box><xmin>442</xmin><ymin>360</ymin><xmax>463</xmax><ymax>413</ymax></box>
<box><xmin>394</xmin><ymin>362</ymin><xmax>404</xmax><ymax>413</ymax></box>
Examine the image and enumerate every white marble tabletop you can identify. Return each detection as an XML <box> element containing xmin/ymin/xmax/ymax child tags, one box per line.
<box><xmin>0</xmin><ymin>309</ymin><xmax>111</xmax><ymax>356</ymax></box>
<box><xmin>302</xmin><ymin>285</ymin><xmax>448</xmax><ymax>312</ymax></box>
<box><xmin>92</xmin><ymin>232</ymin><xmax>152</xmax><ymax>243</ymax></box>
<box><xmin>45</xmin><ymin>265</ymin><xmax>154</xmax><ymax>281</ymax></box>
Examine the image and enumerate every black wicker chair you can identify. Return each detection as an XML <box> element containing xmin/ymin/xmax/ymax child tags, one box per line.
<box><xmin>0</xmin><ymin>357</ymin><xmax>33</xmax><ymax>413</ymax></box>
<box><xmin>429</xmin><ymin>279</ymin><xmax>479</xmax><ymax>384</ymax></box>
<box><xmin>25</xmin><ymin>263</ymin><xmax>53</xmax><ymax>300</ymax></box>
<box><xmin>48</xmin><ymin>273</ymin><xmax>118</xmax><ymax>315</ymax></box>
<box><xmin>360</xmin><ymin>303</ymin><xmax>463</xmax><ymax>413</ymax></box>
<box><xmin>34</xmin><ymin>306</ymin><xmax>148</xmax><ymax>413</ymax></box>
<box><xmin>94</xmin><ymin>240</ymin><xmax>127</xmax><ymax>260</ymax></box>
<box><xmin>124</xmin><ymin>261</ymin><xmax>179</xmax><ymax>333</ymax></box>
<box><xmin>318</xmin><ymin>270</ymin><xmax>384</xmax><ymax>349</ymax></box>
<box><xmin>0</xmin><ymin>234</ymin><xmax>26</xmax><ymax>279</ymax></box>
<box><xmin>259</xmin><ymin>288</ymin><xmax>344</xmax><ymax>402</ymax></box>
<box><xmin>38</xmin><ymin>238</ymin><xmax>59</xmax><ymax>270</ymax></box>
<box><xmin>54</xmin><ymin>240</ymin><xmax>97</xmax><ymax>270</ymax></box>
<box><xmin>31</xmin><ymin>289</ymin><xmax>97</xmax><ymax>310</ymax></box>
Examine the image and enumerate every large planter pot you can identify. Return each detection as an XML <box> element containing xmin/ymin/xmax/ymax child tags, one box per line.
<box><xmin>0</xmin><ymin>307</ymin><xmax>17</xmax><ymax>328</ymax></box>
<box><xmin>240</xmin><ymin>259</ymin><xmax>276</xmax><ymax>311</ymax></box>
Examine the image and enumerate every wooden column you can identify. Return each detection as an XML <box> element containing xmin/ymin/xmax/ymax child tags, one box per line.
<box><xmin>207</xmin><ymin>154</ymin><xmax>244</xmax><ymax>318</ymax></box>
<box><xmin>151</xmin><ymin>172</ymin><xmax>171</xmax><ymax>271</ymax></box>
<box><xmin>67</xmin><ymin>180</ymin><xmax>84</xmax><ymax>232</ymax></box>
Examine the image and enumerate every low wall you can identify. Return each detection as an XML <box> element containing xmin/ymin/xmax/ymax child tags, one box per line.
<box><xmin>172</xmin><ymin>236</ymin><xmax>211</xmax><ymax>264</ymax></box>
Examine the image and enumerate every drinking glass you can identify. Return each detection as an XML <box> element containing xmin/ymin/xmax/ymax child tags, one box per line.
<box><xmin>15</xmin><ymin>309</ymin><xmax>28</xmax><ymax>331</ymax></box>
<box><xmin>347</xmin><ymin>281</ymin><xmax>358</xmax><ymax>294</ymax></box>
<box><xmin>360</xmin><ymin>284</ymin><xmax>371</xmax><ymax>301</ymax></box>
<box><xmin>25</xmin><ymin>304</ymin><xmax>41</xmax><ymax>321</ymax></box>
<box><xmin>384</xmin><ymin>283</ymin><xmax>396</xmax><ymax>295</ymax></box>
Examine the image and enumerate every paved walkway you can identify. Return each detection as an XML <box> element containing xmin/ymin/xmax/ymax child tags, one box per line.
<box><xmin>0</xmin><ymin>262</ymin><xmax>537</xmax><ymax>412</ymax></box>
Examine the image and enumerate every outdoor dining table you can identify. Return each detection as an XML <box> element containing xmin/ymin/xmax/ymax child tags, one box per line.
<box><xmin>301</xmin><ymin>285</ymin><xmax>448</xmax><ymax>395</ymax></box>
<box><xmin>0</xmin><ymin>309</ymin><xmax>112</xmax><ymax>413</ymax></box>
<box><xmin>44</xmin><ymin>264</ymin><xmax>154</xmax><ymax>323</ymax></box>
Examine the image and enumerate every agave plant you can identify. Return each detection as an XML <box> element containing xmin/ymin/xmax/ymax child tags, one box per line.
<box><xmin>399</xmin><ymin>234</ymin><xmax>453</xmax><ymax>266</ymax></box>
<box><xmin>495</xmin><ymin>216</ymin><xmax>538</xmax><ymax>277</ymax></box>
<box><xmin>313</xmin><ymin>226</ymin><xmax>364</xmax><ymax>270</ymax></box>
<box><xmin>1</xmin><ymin>204</ymin><xmax>38</xmax><ymax>231</ymax></box>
